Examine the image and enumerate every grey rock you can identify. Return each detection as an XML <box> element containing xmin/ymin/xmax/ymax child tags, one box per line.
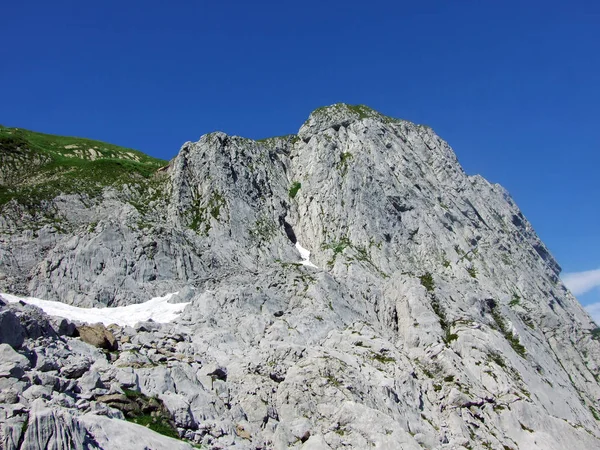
<box><xmin>76</xmin><ymin>324</ymin><xmax>118</xmax><ymax>351</ymax></box>
<box><xmin>2</xmin><ymin>104</ymin><xmax>600</xmax><ymax>449</ymax></box>
<box><xmin>79</xmin><ymin>413</ymin><xmax>194</xmax><ymax>450</ymax></box>
<box><xmin>51</xmin><ymin>317</ymin><xmax>78</xmax><ymax>337</ymax></box>
<box><xmin>301</xmin><ymin>435</ymin><xmax>332</xmax><ymax>450</ymax></box>
<box><xmin>35</xmin><ymin>355</ymin><xmax>60</xmax><ymax>372</ymax></box>
<box><xmin>7</xmin><ymin>302</ymin><xmax>57</xmax><ymax>340</ymax></box>
<box><xmin>78</xmin><ymin>370</ymin><xmax>104</xmax><ymax>393</ymax></box>
<box><xmin>21</xmin><ymin>384</ymin><xmax>53</xmax><ymax>402</ymax></box>
<box><xmin>87</xmin><ymin>401</ymin><xmax>125</xmax><ymax>419</ymax></box>
<box><xmin>0</xmin><ymin>414</ymin><xmax>28</xmax><ymax>450</ymax></box>
<box><xmin>20</xmin><ymin>399</ymin><xmax>98</xmax><ymax>450</ymax></box>
<box><xmin>0</xmin><ymin>377</ymin><xmax>27</xmax><ymax>404</ymax></box>
<box><xmin>0</xmin><ymin>309</ymin><xmax>25</xmax><ymax>349</ymax></box>
<box><xmin>0</xmin><ymin>343</ymin><xmax>30</xmax><ymax>378</ymax></box>
<box><xmin>111</xmin><ymin>367</ymin><xmax>139</xmax><ymax>389</ymax></box>
<box><xmin>61</xmin><ymin>359</ymin><xmax>91</xmax><ymax>379</ymax></box>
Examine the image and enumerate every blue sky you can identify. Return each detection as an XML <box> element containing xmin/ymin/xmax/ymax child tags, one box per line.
<box><xmin>1</xmin><ymin>1</ymin><xmax>599</xmax><ymax>309</ymax></box>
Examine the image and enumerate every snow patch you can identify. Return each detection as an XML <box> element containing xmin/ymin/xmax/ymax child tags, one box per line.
<box><xmin>1</xmin><ymin>292</ymin><xmax>190</xmax><ymax>327</ymax></box>
<box><xmin>295</xmin><ymin>242</ymin><xmax>318</xmax><ymax>268</ymax></box>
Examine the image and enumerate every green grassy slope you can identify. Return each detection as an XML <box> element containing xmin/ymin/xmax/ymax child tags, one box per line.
<box><xmin>0</xmin><ymin>126</ymin><xmax>167</xmax><ymax>207</ymax></box>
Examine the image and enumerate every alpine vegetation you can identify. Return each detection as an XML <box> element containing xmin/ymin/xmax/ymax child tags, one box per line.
<box><xmin>1</xmin><ymin>105</ymin><xmax>600</xmax><ymax>449</ymax></box>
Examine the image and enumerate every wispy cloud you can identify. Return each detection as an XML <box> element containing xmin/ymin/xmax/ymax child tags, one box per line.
<box><xmin>562</xmin><ymin>268</ymin><xmax>600</xmax><ymax>296</ymax></box>
<box><xmin>585</xmin><ymin>302</ymin><xmax>600</xmax><ymax>326</ymax></box>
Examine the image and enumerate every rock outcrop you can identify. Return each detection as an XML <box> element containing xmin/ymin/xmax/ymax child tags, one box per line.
<box><xmin>1</xmin><ymin>104</ymin><xmax>600</xmax><ymax>449</ymax></box>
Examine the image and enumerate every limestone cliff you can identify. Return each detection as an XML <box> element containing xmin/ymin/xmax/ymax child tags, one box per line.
<box><xmin>1</xmin><ymin>105</ymin><xmax>600</xmax><ymax>449</ymax></box>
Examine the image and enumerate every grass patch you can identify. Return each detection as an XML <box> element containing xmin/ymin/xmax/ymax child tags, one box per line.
<box><xmin>419</xmin><ymin>272</ymin><xmax>435</xmax><ymax>292</ymax></box>
<box><xmin>322</xmin><ymin>237</ymin><xmax>351</xmax><ymax>266</ymax></box>
<box><xmin>123</xmin><ymin>388</ymin><xmax>142</xmax><ymax>399</ymax></box>
<box><xmin>336</xmin><ymin>152</ymin><xmax>354</xmax><ymax>176</ymax></box>
<box><xmin>209</xmin><ymin>191</ymin><xmax>225</xmax><ymax>219</ymax></box>
<box><xmin>444</xmin><ymin>332</ymin><xmax>458</xmax><ymax>343</ymax></box>
<box><xmin>324</xmin><ymin>237</ymin><xmax>351</xmax><ymax>254</ymax></box>
<box><xmin>289</xmin><ymin>181</ymin><xmax>301</xmax><ymax>198</ymax></box>
<box><xmin>104</xmin><ymin>389</ymin><xmax>181</xmax><ymax>440</ymax></box>
<box><xmin>509</xmin><ymin>293</ymin><xmax>521</xmax><ymax>307</ymax></box>
<box><xmin>429</xmin><ymin>295</ymin><xmax>461</xmax><ymax>346</ymax></box>
<box><xmin>347</xmin><ymin>104</ymin><xmax>376</xmax><ymax>119</ymax></box>
<box><xmin>189</xmin><ymin>190</ymin><xmax>226</xmax><ymax>234</ymax></box>
<box><xmin>489</xmin><ymin>352</ymin><xmax>506</xmax><ymax>368</ymax></box>
<box><xmin>0</xmin><ymin>126</ymin><xmax>166</xmax><ymax>209</ymax></box>
<box><xmin>130</xmin><ymin>414</ymin><xmax>179</xmax><ymax>439</ymax></box>
<box><xmin>371</xmin><ymin>352</ymin><xmax>396</xmax><ymax>364</ymax></box>
<box><xmin>250</xmin><ymin>215</ymin><xmax>277</xmax><ymax>242</ymax></box>
<box><xmin>490</xmin><ymin>303</ymin><xmax>527</xmax><ymax>358</ymax></box>
<box><xmin>312</xmin><ymin>103</ymin><xmax>376</xmax><ymax>121</ymax></box>
<box><xmin>325</xmin><ymin>373</ymin><xmax>341</xmax><ymax>387</ymax></box>
<box><xmin>519</xmin><ymin>422</ymin><xmax>534</xmax><ymax>433</ymax></box>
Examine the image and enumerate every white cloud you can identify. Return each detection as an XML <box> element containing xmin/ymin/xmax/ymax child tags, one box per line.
<box><xmin>562</xmin><ymin>268</ymin><xmax>600</xmax><ymax>296</ymax></box>
<box><xmin>585</xmin><ymin>302</ymin><xmax>600</xmax><ymax>326</ymax></box>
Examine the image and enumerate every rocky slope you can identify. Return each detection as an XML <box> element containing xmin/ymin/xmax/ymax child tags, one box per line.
<box><xmin>1</xmin><ymin>104</ymin><xmax>600</xmax><ymax>449</ymax></box>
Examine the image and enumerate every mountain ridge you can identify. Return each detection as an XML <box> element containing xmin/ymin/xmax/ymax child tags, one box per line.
<box><xmin>1</xmin><ymin>104</ymin><xmax>600</xmax><ymax>449</ymax></box>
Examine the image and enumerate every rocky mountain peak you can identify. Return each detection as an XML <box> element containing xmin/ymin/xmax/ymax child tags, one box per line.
<box><xmin>1</xmin><ymin>107</ymin><xmax>600</xmax><ymax>449</ymax></box>
<box><xmin>298</xmin><ymin>103</ymin><xmax>389</xmax><ymax>140</ymax></box>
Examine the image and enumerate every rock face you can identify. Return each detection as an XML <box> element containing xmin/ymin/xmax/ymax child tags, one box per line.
<box><xmin>1</xmin><ymin>104</ymin><xmax>600</xmax><ymax>449</ymax></box>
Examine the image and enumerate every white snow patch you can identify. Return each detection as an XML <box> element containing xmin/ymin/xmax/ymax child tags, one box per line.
<box><xmin>1</xmin><ymin>292</ymin><xmax>190</xmax><ymax>327</ymax></box>
<box><xmin>295</xmin><ymin>242</ymin><xmax>318</xmax><ymax>268</ymax></box>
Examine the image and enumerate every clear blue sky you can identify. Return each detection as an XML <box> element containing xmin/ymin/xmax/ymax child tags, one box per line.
<box><xmin>2</xmin><ymin>1</ymin><xmax>599</xmax><ymax>305</ymax></box>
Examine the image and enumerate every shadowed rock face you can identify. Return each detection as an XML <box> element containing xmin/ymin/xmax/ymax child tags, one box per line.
<box><xmin>1</xmin><ymin>104</ymin><xmax>600</xmax><ymax>449</ymax></box>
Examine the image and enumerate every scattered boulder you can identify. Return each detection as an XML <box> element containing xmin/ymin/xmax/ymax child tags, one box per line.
<box><xmin>0</xmin><ymin>377</ymin><xmax>27</xmax><ymax>404</ymax></box>
<box><xmin>0</xmin><ymin>343</ymin><xmax>30</xmax><ymax>378</ymax></box>
<box><xmin>10</xmin><ymin>303</ymin><xmax>57</xmax><ymax>339</ymax></box>
<box><xmin>77</xmin><ymin>324</ymin><xmax>118</xmax><ymax>351</ymax></box>
<box><xmin>78</xmin><ymin>370</ymin><xmax>104</xmax><ymax>392</ymax></box>
<box><xmin>35</xmin><ymin>356</ymin><xmax>60</xmax><ymax>372</ymax></box>
<box><xmin>51</xmin><ymin>317</ymin><xmax>79</xmax><ymax>337</ymax></box>
<box><xmin>61</xmin><ymin>359</ymin><xmax>92</xmax><ymax>379</ymax></box>
<box><xmin>135</xmin><ymin>320</ymin><xmax>161</xmax><ymax>333</ymax></box>
<box><xmin>0</xmin><ymin>309</ymin><xmax>25</xmax><ymax>349</ymax></box>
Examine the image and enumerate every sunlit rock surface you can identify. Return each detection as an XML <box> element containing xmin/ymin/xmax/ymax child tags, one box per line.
<box><xmin>1</xmin><ymin>104</ymin><xmax>600</xmax><ymax>449</ymax></box>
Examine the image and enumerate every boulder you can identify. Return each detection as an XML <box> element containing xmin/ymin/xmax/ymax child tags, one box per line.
<box><xmin>61</xmin><ymin>359</ymin><xmax>92</xmax><ymax>379</ymax></box>
<box><xmin>77</xmin><ymin>323</ymin><xmax>118</xmax><ymax>351</ymax></box>
<box><xmin>0</xmin><ymin>309</ymin><xmax>25</xmax><ymax>349</ymax></box>
<box><xmin>0</xmin><ymin>343</ymin><xmax>30</xmax><ymax>378</ymax></box>
<box><xmin>79</xmin><ymin>413</ymin><xmax>195</xmax><ymax>450</ymax></box>
<box><xmin>20</xmin><ymin>399</ymin><xmax>95</xmax><ymax>450</ymax></box>
<box><xmin>51</xmin><ymin>317</ymin><xmax>79</xmax><ymax>337</ymax></box>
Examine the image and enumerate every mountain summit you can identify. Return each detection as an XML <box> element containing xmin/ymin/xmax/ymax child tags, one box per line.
<box><xmin>1</xmin><ymin>105</ymin><xmax>599</xmax><ymax>449</ymax></box>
